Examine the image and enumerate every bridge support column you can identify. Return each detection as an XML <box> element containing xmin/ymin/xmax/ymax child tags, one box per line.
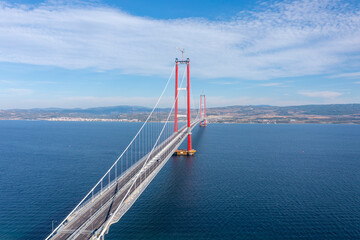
<box><xmin>174</xmin><ymin>59</ymin><xmax>178</xmax><ymax>133</ymax></box>
<box><xmin>174</xmin><ymin>58</ymin><xmax>196</xmax><ymax>156</ymax></box>
<box><xmin>200</xmin><ymin>94</ymin><xmax>202</xmax><ymax>126</ymax></box>
<box><xmin>186</xmin><ymin>58</ymin><xmax>194</xmax><ymax>154</ymax></box>
<box><xmin>204</xmin><ymin>95</ymin><xmax>207</xmax><ymax>126</ymax></box>
<box><xmin>200</xmin><ymin>94</ymin><xmax>207</xmax><ymax>127</ymax></box>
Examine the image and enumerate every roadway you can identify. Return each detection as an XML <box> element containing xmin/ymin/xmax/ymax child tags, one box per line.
<box><xmin>50</xmin><ymin>120</ymin><xmax>199</xmax><ymax>240</ymax></box>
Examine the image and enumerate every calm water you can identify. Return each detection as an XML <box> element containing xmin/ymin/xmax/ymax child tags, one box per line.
<box><xmin>0</xmin><ymin>121</ymin><xmax>359</xmax><ymax>239</ymax></box>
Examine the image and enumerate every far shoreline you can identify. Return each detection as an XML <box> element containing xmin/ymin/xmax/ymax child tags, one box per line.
<box><xmin>1</xmin><ymin>118</ymin><xmax>359</xmax><ymax>125</ymax></box>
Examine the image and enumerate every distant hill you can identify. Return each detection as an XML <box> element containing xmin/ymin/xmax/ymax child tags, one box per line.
<box><xmin>0</xmin><ymin>105</ymin><xmax>154</xmax><ymax>121</ymax></box>
<box><xmin>7</xmin><ymin>105</ymin><xmax>151</xmax><ymax>114</ymax></box>
<box><xmin>207</xmin><ymin>104</ymin><xmax>360</xmax><ymax>124</ymax></box>
<box><xmin>1</xmin><ymin>104</ymin><xmax>359</xmax><ymax>124</ymax></box>
<box><xmin>210</xmin><ymin>104</ymin><xmax>360</xmax><ymax>116</ymax></box>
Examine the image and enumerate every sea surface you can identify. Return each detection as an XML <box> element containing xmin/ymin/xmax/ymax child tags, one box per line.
<box><xmin>0</xmin><ymin>121</ymin><xmax>359</xmax><ymax>240</ymax></box>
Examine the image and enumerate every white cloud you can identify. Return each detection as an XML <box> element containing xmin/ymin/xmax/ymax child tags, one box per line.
<box><xmin>330</xmin><ymin>72</ymin><xmax>360</xmax><ymax>79</ymax></box>
<box><xmin>210</xmin><ymin>81</ymin><xmax>239</xmax><ymax>85</ymax></box>
<box><xmin>258</xmin><ymin>82</ymin><xmax>283</xmax><ymax>87</ymax></box>
<box><xmin>0</xmin><ymin>0</ymin><xmax>359</xmax><ymax>80</ymax></box>
<box><xmin>0</xmin><ymin>80</ymin><xmax>15</xmax><ymax>85</ymax></box>
<box><xmin>298</xmin><ymin>90</ymin><xmax>342</xmax><ymax>99</ymax></box>
<box><xmin>0</xmin><ymin>88</ymin><xmax>33</xmax><ymax>95</ymax></box>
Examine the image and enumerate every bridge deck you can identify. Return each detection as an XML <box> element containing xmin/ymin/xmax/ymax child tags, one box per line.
<box><xmin>50</xmin><ymin>120</ymin><xmax>199</xmax><ymax>240</ymax></box>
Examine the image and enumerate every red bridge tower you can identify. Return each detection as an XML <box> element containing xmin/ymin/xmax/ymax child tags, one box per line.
<box><xmin>200</xmin><ymin>94</ymin><xmax>207</xmax><ymax>127</ymax></box>
<box><xmin>174</xmin><ymin>57</ymin><xmax>196</xmax><ymax>156</ymax></box>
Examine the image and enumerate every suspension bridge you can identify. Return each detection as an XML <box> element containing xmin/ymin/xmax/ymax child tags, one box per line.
<box><xmin>46</xmin><ymin>57</ymin><xmax>207</xmax><ymax>240</ymax></box>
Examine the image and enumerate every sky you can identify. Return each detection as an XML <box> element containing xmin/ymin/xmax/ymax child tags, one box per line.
<box><xmin>0</xmin><ymin>0</ymin><xmax>360</xmax><ymax>109</ymax></box>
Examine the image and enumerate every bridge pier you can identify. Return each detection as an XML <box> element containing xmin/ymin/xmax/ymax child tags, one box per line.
<box><xmin>174</xmin><ymin>149</ymin><xmax>196</xmax><ymax>156</ymax></box>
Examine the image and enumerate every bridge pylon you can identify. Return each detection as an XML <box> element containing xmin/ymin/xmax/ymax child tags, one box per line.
<box><xmin>174</xmin><ymin>60</ymin><xmax>179</xmax><ymax>132</ymax></box>
<box><xmin>200</xmin><ymin>94</ymin><xmax>207</xmax><ymax>127</ymax></box>
<box><xmin>174</xmin><ymin>58</ymin><xmax>196</xmax><ymax>156</ymax></box>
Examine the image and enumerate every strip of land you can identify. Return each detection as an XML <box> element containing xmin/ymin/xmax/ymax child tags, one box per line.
<box><xmin>1</xmin><ymin>104</ymin><xmax>359</xmax><ymax>124</ymax></box>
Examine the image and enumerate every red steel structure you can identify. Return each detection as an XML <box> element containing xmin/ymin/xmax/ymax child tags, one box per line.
<box><xmin>174</xmin><ymin>58</ymin><xmax>196</xmax><ymax>155</ymax></box>
<box><xmin>200</xmin><ymin>94</ymin><xmax>207</xmax><ymax>127</ymax></box>
<box><xmin>200</xmin><ymin>95</ymin><xmax>202</xmax><ymax>121</ymax></box>
<box><xmin>204</xmin><ymin>95</ymin><xmax>207</xmax><ymax>126</ymax></box>
<box><xmin>174</xmin><ymin>60</ymin><xmax>179</xmax><ymax>132</ymax></box>
<box><xmin>186</xmin><ymin>59</ymin><xmax>192</xmax><ymax>152</ymax></box>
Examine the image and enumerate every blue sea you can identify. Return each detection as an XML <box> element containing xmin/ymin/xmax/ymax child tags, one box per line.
<box><xmin>0</xmin><ymin>121</ymin><xmax>359</xmax><ymax>239</ymax></box>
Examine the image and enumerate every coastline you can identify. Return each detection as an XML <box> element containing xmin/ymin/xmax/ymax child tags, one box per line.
<box><xmin>0</xmin><ymin>118</ymin><xmax>359</xmax><ymax>124</ymax></box>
